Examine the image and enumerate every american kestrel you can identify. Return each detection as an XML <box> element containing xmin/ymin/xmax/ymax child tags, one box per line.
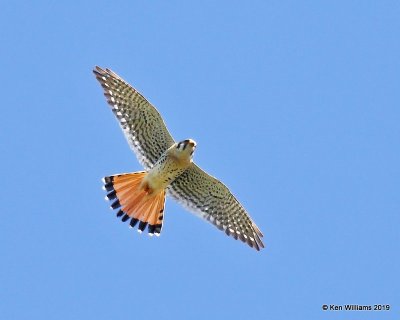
<box><xmin>94</xmin><ymin>66</ymin><xmax>264</xmax><ymax>250</ymax></box>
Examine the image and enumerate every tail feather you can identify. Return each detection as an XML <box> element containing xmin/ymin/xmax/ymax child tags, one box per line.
<box><xmin>129</xmin><ymin>218</ymin><xmax>139</xmax><ymax>228</ymax></box>
<box><xmin>138</xmin><ymin>221</ymin><xmax>148</xmax><ymax>233</ymax></box>
<box><xmin>148</xmin><ymin>197</ymin><xmax>160</xmax><ymax>225</ymax></box>
<box><xmin>105</xmin><ymin>190</ymin><xmax>117</xmax><ymax>200</ymax></box>
<box><xmin>102</xmin><ymin>172</ymin><xmax>166</xmax><ymax>236</ymax></box>
<box><xmin>103</xmin><ymin>182</ymin><xmax>114</xmax><ymax>192</ymax></box>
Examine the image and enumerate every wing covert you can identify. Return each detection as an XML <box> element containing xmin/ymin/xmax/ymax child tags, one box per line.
<box><xmin>167</xmin><ymin>163</ymin><xmax>264</xmax><ymax>250</ymax></box>
<box><xmin>93</xmin><ymin>66</ymin><xmax>175</xmax><ymax>170</ymax></box>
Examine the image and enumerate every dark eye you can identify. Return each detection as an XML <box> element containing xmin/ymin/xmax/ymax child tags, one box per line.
<box><xmin>177</xmin><ymin>142</ymin><xmax>182</xmax><ymax>149</ymax></box>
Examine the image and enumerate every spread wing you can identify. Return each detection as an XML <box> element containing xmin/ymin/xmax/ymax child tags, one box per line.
<box><xmin>93</xmin><ymin>66</ymin><xmax>175</xmax><ymax>170</ymax></box>
<box><xmin>167</xmin><ymin>163</ymin><xmax>264</xmax><ymax>250</ymax></box>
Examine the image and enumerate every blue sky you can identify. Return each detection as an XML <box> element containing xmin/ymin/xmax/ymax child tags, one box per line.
<box><xmin>1</xmin><ymin>1</ymin><xmax>399</xmax><ymax>319</ymax></box>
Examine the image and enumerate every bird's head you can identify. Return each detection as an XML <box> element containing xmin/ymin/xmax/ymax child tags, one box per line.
<box><xmin>170</xmin><ymin>139</ymin><xmax>197</xmax><ymax>163</ymax></box>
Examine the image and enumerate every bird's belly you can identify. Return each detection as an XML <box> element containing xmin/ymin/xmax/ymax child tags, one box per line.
<box><xmin>144</xmin><ymin>157</ymin><xmax>187</xmax><ymax>192</ymax></box>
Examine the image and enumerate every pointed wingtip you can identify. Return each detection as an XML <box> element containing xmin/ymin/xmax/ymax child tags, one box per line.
<box><xmin>93</xmin><ymin>65</ymin><xmax>104</xmax><ymax>73</ymax></box>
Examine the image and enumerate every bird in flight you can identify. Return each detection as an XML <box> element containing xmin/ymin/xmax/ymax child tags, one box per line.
<box><xmin>93</xmin><ymin>66</ymin><xmax>264</xmax><ymax>250</ymax></box>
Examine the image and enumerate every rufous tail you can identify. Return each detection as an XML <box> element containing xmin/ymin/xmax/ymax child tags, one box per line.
<box><xmin>102</xmin><ymin>172</ymin><xmax>166</xmax><ymax>236</ymax></box>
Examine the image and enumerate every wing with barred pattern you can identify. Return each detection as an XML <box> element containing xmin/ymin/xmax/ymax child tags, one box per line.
<box><xmin>167</xmin><ymin>163</ymin><xmax>264</xmax><ymax>250</ymax></box>
<box><xmin>93</xmin><ymin>66</ymin><xmax>175</xmax><ymax>170</ymax></box>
